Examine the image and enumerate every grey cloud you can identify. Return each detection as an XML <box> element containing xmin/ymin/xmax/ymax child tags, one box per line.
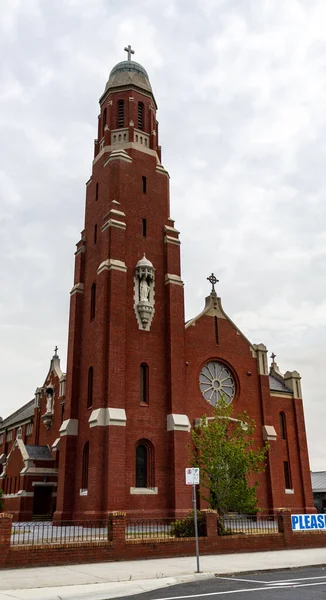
<box><xmin>0</xmin><ymin>0</ymin><xmax>326</xmax><ymax>469</ymax></box>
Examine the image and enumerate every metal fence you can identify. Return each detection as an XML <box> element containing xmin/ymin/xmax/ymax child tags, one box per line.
<box><xmin>218</xmin><ymin>514</ymin><xmax>278</xmax><ymax>535</ymax></box>
<box><xmin>11</xmin><ymin>521</ymin><xmax>109</xmax><ymax>546</ymax></box>
<box><xmin>126</xmin><ymin>519</ymin><xmax>177</xmax><ymax>542</ymax></box>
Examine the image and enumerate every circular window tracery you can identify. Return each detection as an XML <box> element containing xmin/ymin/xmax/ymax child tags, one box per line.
<box><xmin>199</xmin><ymin>361</ymin><xmax>235</xmax><ymax>406</ymax></box>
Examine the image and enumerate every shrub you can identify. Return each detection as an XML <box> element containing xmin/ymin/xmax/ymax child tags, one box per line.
<box><xmin>217</xmin><ymin>518</ymin><xmax>233</xmax><ymax>536</ymax></box>
<box><xmin>171</xmin><ymin>511</ymin><xmax>206</xmax><ymax>538</ymax></box>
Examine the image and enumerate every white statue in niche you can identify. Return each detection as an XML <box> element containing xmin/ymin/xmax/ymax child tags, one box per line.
<box><xmin>134</xmin><ymin>254</ymin><xmax>155</xmax><ymax>331</ymax></box>
<box><xmin>139</xmin><ymin>276</ymin><xmax>150</xmax><ymax>302</ymax></box>
<box><xmin>46</xmin><ymin>390</ymin><xmax>53</xmax><ymax>414</ymax></box>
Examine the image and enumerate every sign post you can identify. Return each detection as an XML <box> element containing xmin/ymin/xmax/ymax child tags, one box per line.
<box><xmin>185</xmin><ymin>467</ymin><xmax>200</xmax><ymax>573</ymax></box>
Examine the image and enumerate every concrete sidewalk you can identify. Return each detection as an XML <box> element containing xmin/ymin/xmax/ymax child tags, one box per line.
<box><xmin>1</xmin><ymin>548</ymin><xmax>326</xmax><ymax>600</ymax></box>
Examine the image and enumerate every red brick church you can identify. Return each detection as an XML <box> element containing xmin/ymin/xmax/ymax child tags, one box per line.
<box><xmin>0</xmin><ymin>48</ymin><xmax>314</xmax><ymax>521</ymax></box>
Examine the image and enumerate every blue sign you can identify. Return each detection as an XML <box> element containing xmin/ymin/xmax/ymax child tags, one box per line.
<box><xmin>291</xmin><ymin>514</ymin><xmax>326</xmax><ymax>531</ymax></box>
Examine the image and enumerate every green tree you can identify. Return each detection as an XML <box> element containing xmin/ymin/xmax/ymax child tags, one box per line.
<box><xmin>191</xmin><ymin>399</ymin><xmax>268</xmax><ymax>515</ymax></box>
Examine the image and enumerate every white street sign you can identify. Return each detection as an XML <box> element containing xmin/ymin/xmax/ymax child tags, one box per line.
<box><xmin>185</xmin><ymin>467</ymin><xmax>200</xmax><ymax>485</ymax></box>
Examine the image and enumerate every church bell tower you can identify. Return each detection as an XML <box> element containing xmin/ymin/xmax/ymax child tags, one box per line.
<box><xmin>54</xmin><ymin>47</ymin><xmax>190</xmax><ymax>520</ymax></box>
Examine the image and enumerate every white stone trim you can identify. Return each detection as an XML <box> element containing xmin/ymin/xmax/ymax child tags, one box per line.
<box><xmin>101</xmin><ymin>218</ymin><xmax>126</xmax><ymax>232</ymax></box>
<box><xmin>167</xmin><ymin>414</ymin><xmax>191</xmax><ymax>432</ymax></box>
<box><xmin>285</xmin><ymin>488</ymin><xmax>294</xmax><ymax>494</ymax></box>
<box><xmin>284</xmin><ymin>371</ymin><xmax>302</xmax><ymax>399</ymax></box>
<box><xmin>21</xmin><ymin>468</ymin><xmax>58</xmax><ymax>475</ymax></box>
<box><xmin>156</xmin><ymin>165</ymin><xmax>170</xmax><ymax>177</ymax></box>
<box><xmin>80</xmin><ymin>489</ymin><xmax>88</xmax><ymax>496</ymax></box>
<box><xmin>270</xmin><ymin>392</ymin><xmax>293</xmax><ymax>399</ymax></box>
<box><xmin>32</xmin><ymin>481</ymin><xmax>58</xmax><ymax>487</ymax></box>
<box><xmin>164</xmin><ymin>225</ymin><xmax>180</xmax><ymax>234</ymax></box>
<box><xmin>108</xmin><ymin>208</ymin><xmax>126</xmax><ymax>218</ymax></box>
<box><xmin>75</xmin><ymin>245</ymin><xmax>86</xmax><ymax>256</ymax></box>
<box><xmin>165</xmin><ymin>274</ymin><xmax>184</xmax><ymax>286</ymax></box>
<box><xmin>262</xmin><ymin>425</ymin><xmax>277</xmax><ymax>441</ymax></box>
<box><xmin>104</xmin><ymin>149</ymin><xmax>132</xmax><ymax>165</ymax></box>
<box><xmin>97</xmin><ymin>259</ymin><xmax>127</xmax><ymax>275</ymax></box>
<box><xmin>52</xmin><ymin>438</ymin><xmax>60</xmax><ymax>451</ymax></box>
<box><xmin>164</xmin><ymin>235</ymin><xmax>181</xmax><ymax>246</ymax></box>
<box><xmin>3</xmin><ymin>491</ymin><xmax>34</xmax><ymax>498</ymax></box>
<box><xmin>130</xmin><ymin>487</ymin><xmax>158</xmax><ymax>495</ymax></box>
<box><xmin>94</xmin><ymin>141</ymin><xmax>160</xmax><ymax>165</ymax></box>
<box><xmin>59</xmin><ymin>418</ymin><xmax>78</xmax><ymax>437</ymax></box>
<box><xmin>253</xmin><ymin>343</ymin><xmax>269</xmax><ymax>376</ymax></box>
<box><xmin>88</xmin><ymin>407</ymin><xmax>127</xmax><ymax>428</ymax></box>
<box><xmin>70</xmin><ymin>283</ymin><xmax>84</xmax><ymax>296</ymax></box>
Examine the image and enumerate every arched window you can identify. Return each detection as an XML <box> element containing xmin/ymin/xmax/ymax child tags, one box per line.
<box><xmin>82</xmin><ymin>442</ymin><xmax>89</xmax><ymax>490</ymax></box>
<box><xmin>280</xmin><ymin>412</ymin><xmax>287</xmax><ymax>440</ymax></box>
<box><xmin>136</xmin><ymin>440</ymin><xmax>154</xmax><ymax>488</ymax></box>
<box><xmin>138</xmin><ymin>102</ymin><xmax>144</xmax><ymax>130</ymax></box>
<box><xmin>87</xmin><ymin>367</ymin><xmax>93</xmax><ymax>408</ymax></box>
<box><xmin>103</xmin><ymin>107</ymin><xmax>107</xmax><ymax>135</ymax></box>
<box><xmin>140</xmin><ymin>363</ymin><xmax>149</xmax><ymax>404</ymax></box>
<box><xmin>117</xmin><ymin>100</ymin><xmax>124</xmax><ymax>128</ymax></box>
<box><xmin>90</xmin><ymin>283</ymin><xmax>96</xmax><ymax>321</ymax></box>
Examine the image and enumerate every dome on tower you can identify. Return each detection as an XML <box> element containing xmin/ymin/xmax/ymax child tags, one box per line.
<box><xmin>103</xmin><ymin>59</ymin><xmax>153</xmax><ymax>95</ymax></box>
<box><xmin>136</xmin><ymin>254</ymin><xmax>153</xmax><ymax>269</ymax></box>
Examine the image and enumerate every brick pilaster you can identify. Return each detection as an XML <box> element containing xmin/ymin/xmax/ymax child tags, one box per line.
<box><xmin>277</xmin><ymin>509</ymin><xmax>293</xmax><ymax>545</ymax></box>
<box><xmin>0</xmin><ymin>513</ymin><xmax>13</xmax><ymax>568</ymax></box>
<box><xmin>202</xmin><ymin>509</ymin><xmax>218</xmax><ymax>539</ymax></box>
<box><xmin>108</xmin><ymin>511</ymin><xmax>126</xmax><ymax>546</ymax></box>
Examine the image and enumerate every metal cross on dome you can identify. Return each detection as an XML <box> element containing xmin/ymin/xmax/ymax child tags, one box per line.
<box><xmin>207</xmin><ymin>273</ymin><xmax>219</xmax><ymax>293</ymax></box>
<box><xmin>124</xmin><ymin>45</ymin><xmax>135</xmax><ymax>61</ymax></box>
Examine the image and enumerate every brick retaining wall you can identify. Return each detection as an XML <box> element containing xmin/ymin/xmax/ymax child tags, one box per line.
<box><xmin>1</xmin><ymin>511</ymin><xmax>326</xmax><ymax>569</ymax></box>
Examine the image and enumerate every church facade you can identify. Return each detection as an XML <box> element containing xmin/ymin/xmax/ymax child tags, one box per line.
<box><xmin>0</xmin><ymin>50</ymin><xmax>314</xmax><ymax>521</ymax></box>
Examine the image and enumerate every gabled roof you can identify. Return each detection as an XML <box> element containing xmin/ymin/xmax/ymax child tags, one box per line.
<box><xmin>269</xmin><ymin>375</ymin><xmax>292</xmax><ymax>394</ymax></box>
<box><xmin>311</xmin><ymin>472</ymin><xmax>326</xmax><ymax>492</ymax></box>
<box><xmin>185</xmin><ymin>293</ymin><xmax>254</xmax><ymax>349</ymax></box>
<box><xmin>0</xmin><ymin>399</ymin><xmax>34</xmax><ymax>431</ymax></box>
<box><xmin>25</xmin><ymin>445</ymin><xmax>53</xmax><ymax>461</ymax></box>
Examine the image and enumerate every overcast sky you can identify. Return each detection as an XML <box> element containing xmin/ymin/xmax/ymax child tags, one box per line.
<box><xmin>1</xmin><ymin>0</ymin><xmax>325</xmax><ymax>470</ymax></box>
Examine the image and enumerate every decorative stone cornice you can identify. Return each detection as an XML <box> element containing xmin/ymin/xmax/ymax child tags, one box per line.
<box><xmin>88</xmin><ymin>407</ymin><xmax>127</xmax><ymax>427</ymax></box>
<box><xmin>101</xmin><ymin>218</ymin><xmax>126</xmax><ymax>233</ymax></box>
<box><xmin>165</xmin><ymin>274</ymin><xmax>184</xmax><ymax>286</ymax></box>
<box><xmin>59</xmin><ymin>419</ymin><xmax>78</xmax><ymax>437</ymax></box>
<box><xmin>263</xmin><ymin>425</ymin><xmax>277</xmax><ymax>441</ymax></box>
<box><xmin>104</xmin><ymin>149</ymin><xmax>132</xmax><ymax>166</ymax></box>
<box><xmin>167</xmin><ymin>414</ymin><xmax>191</xmax><ymax>432</ymax></box>
<box><xmin>164</xmin><ymin>235</ymin><xmax>181</xmax><ymax>246</ymax></box>
<box><xmin>156</xmin><ymin>165</ymin><xmax>170</xmax><ymax>177</ymax></box>
<box><xmin>70</xmin><ymin>283</ymin><xmax>84</xmax><ymax>296</ymax></box>
<box><xmin>97</xmin><ymin>259</ymin><xmax>127</xmax><ymax>275</ymax></box>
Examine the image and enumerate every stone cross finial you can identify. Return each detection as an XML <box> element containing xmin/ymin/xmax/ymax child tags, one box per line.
<box><xmin>271</xmin><ymin>352</ymin><xmax>276</xmax><ymax>363</ymax></box>
<box><xmin>124</xmin><ymin>45</ymin><xmax>135</xmax><ymax>61</ymax></box>
<box><xmin>207</xmin><ymin>273</ymin><xmax>219</xmax><ymax>293</ymax></box>
<box><xmin>54</xmin><ymin>345</ymin><xmax>58</xmax><ymax>357</ymax></box>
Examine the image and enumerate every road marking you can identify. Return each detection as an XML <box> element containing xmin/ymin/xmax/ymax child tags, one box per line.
<box><xmin>149</xmin><ymin>586</ymin><xmax>282</xmax><ymax>599</ymax></box>
<box><xmin>153</xmin><ymin>579</ymin><xmax>326</xmax><ymax>599</ymax></box>
<box><xmin>265</xmin><ymin>574</ymin><xmax>326</xmax><ymax>584</ymax></box>
<box><xmin>216</xmin><ymin>576</ymin><xmax>268</xmax><ymax>584</ymax></box>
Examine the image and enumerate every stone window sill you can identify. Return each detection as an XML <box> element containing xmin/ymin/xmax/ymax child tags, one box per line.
<box><xmin>130</xmin><ymin>487</ymin><xmax>158</xmax><ymax>495</ymax></box>
<box><xmin>285</xmin><ymin>488</ymin><xmax>294</xmax><ymax>494</ymax></box>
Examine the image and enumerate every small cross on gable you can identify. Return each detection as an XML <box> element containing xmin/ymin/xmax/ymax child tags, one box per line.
<box><xmin>124</xmin><ymin>45</ymin><xmax>135</xmax><ymax>61</ymax></box>
<box><xmin>207</xmin><ymin>273</ymin><xmax>219</xmax><ymax>293</ymax></box>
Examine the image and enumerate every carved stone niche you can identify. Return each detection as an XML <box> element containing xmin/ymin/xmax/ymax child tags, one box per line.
<box><xmin>42</xmin><ymin>386</ymin><xmax>54</xmax><ymax>430</ymax></box>
<box><xmin>134</xmin><ymin>254</ymin><xmax>155</xmax><ymax>331</ymax></box>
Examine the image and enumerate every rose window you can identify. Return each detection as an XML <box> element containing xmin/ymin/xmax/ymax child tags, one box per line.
<box><xmin>199</xmin><ymin>361</ymin><xmax>235</xmax><ymax>406</ymax></box>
